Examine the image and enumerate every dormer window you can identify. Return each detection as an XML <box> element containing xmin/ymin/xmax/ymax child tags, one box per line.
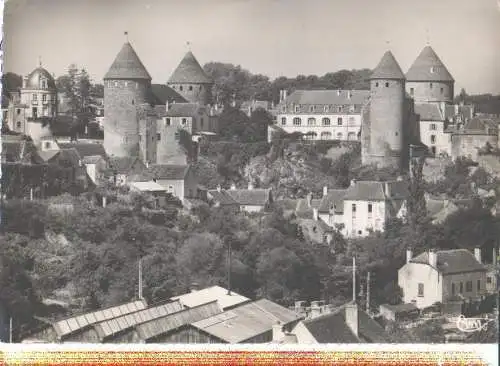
<box><xmin>189</xmin><ymin>86</ymin><xmax>193</xmax><ymax>91</ymax></box>
<box><xmin>181</xmin><ymin>118</ymin><xmax>187</xmax><ymax>125</ymax></box>
<box><xmin>324</xmin><ymin>106</ymin><xmax>329</xmax><ymax>113</ymax></box>
<box><xmin>42</xmin><ymin>80</ymin><xmax>47</xmax><ymax>88</ymax></box>
<box><xmin>294</xmin><ymin>105</ymin><xmax>300</xmax><ymax>113</ymax></box>
<box><xmin>430</xmin><ymin>66</ymin><xmax>435</xmax><ymax>73</ymax></box>
<box><xmin>337</xmin><ymin>106</ymin><xmax>342</xmax><ymax>112</ymax></box>
<box><xmin>430</xmin><ymin>83</ymin><xmax>433</xmax><ymax>89</ymax></box>
<box><xmin>309</xmin><ymin>106</ymin><xmax>314</xmax><ymax>113</ymax></box>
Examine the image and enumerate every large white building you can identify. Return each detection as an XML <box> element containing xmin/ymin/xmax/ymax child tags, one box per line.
<box><xmin>271</xmin><ymin>89</ymin><xmax>369</xmax><ymax>142</ymax></box>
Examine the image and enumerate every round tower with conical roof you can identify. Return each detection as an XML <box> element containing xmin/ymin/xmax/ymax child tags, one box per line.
<box><xmin>103</xmin><ymin>35</ymin><xmax>152</xmax><ymax>158</ymax></box>
<box><xmin>362</xmin><ymin>50</ymin><xmax>406</xmax><ymax>169</ymax></box>
<box><xmin>405</xmin><ymin>46</ymin><xmax>454</xmax><ymax>104</ymax></box>
<box><xmin>167</xmin><ymin>51</ymin><xmax>213</xmax><ymax>105</ymax></box>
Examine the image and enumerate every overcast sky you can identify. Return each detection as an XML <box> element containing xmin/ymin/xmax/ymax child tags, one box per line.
<box><xmin>3</xmin><ymin>0</ymin><xmax>500</xmax><ymax>94</ymax></box>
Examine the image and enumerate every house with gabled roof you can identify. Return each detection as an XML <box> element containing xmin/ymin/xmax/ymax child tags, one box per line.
<box><xmin>450</xmin><ymin>116</ymin><xmax>500</xmax><ymax>161</ymax></box>
<box><xmin>398</xmin><ymin>248</ymin><xmax>488</xmax><ymax>309</ymax></box>
<box><xmin>342</xmin><ymin>179</ymin><xmax>409</xmax><ymax>238</ymax></box>
<box><xmin>317</xmin><ymin>186</ymin><xmax>348</xmax><ymax>230</ymax></box>
<box><xmin>289</xmin><ymin>302</ymin><xmax>390</xmax><ymax>343</ymax></box>
<box><xmin>144</xmin><ymin>164</ymin><xmax>197</xmax><ymax>202</ymax></box>
<box><xmin>223</xmin><ymin>183</ymin><xmax>272</xmax><ymax>213</ymax></box>
<box><xmin>207</xmin><ymin>187</ymin><xmax>240</xmax><ymax>211</ymax></box>
<box><xmin>107</xmin><ymin>156</ymin><xmax>147</xmax><ymax>186</ymax></box>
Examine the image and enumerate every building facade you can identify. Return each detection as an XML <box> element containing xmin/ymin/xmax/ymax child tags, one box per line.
<box><xmin>273</xmin><ymin>90</ymin><xmax>368</xmax><ymax>142</ymax></box>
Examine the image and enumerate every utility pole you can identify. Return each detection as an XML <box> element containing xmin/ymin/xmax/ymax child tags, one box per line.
<box><xmin>352</xmin><ymin>256</ymin><xmax>356</xmax><ymax>303</ymax></box>
<box><xmin>366</xmin><ymin>271</ymin><xmax>371</xmax><ymax>315</ymax></box>
<box><xmin>227</xmin><ymin>239</ymin><xmax>232</xmax><ymax>295</ymax></box>
<box><xmin>9</xmin><ymin>317</ymin><xmax>13</xmax><ymax>343</ymax></box>
<box><xmin>138</xmin><ymin>258</ymin><xmax>143</xmax><ymax>300</ymax></box>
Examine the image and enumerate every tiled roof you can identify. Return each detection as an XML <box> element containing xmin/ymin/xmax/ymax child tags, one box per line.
<box><xmin>226</xmin><ymin>188</ymin><xmax>271</xmax><ymax>206</ymax></box>
<box><xmin>151</xmin><ymin>84</ymin><xmax>188</xmax><ymax>106</ymax></box>
<box><xmin>92</xmin><ymin>300</ymin><xmax>183</xmax><ymax>340</ymax></box>
<box><xmin>147</xmin><ymin>164</ymin><xmax>190</xmax><ymax>180</ymax></box>
<box><xmin>37</xmin><ymin>150</ymin><xmax>60</xmax><ymax>162</ymax></box>
<box><xmin>208</xmin><ymin>190</ymin><xmax>240</xmax><ymax>206</ymax></box>
<box><xmin>344</xmin><ymin>180</ymin><xmax>409</xmax><ymax>201</ymax></box>
<box><xmin>108</xmin><ymin>156</ymin><xmax>143</xmax><ymax>174</ymax></box>
<box><xmin>302</xmin><ymin>303</ymin><xmax>389</xmax><ymax>343</ymax></box>
<box><xmin>318</xmin><ymin>189</ymin><xmax>348</xmax><ymax>213</ymax></box>
<box><xmin>191</xmin><ymin>299</ymin><xmax>302</xmax><ymax>343</ymax></box>
<box><xmin>370</xmin><ymin>51</ymin><xmax>405</xmax><ymax>80</ymax></box>
<box><xmin>415</xmin><ymin>103</ymin><xmax>444</xmax><ymax>121</ymax></box>
<box><xmin>168</xmin><ymin>51</ymin><xmax>212</xmax><ymax>84</ymax></box>
<box><xmin>295</xmin><ymin>197</ymin><xmax>322</xmax><ymax>218</ymax></box>
<box><xmin>165</xmin><ymin>103</ymin><xmax>204</xmax><ymax>117</ymax></box>
<box><xmin>460</xmin><ymin>117</ymin><xmax>499</xmax><ymax>135</ymax></box>
<box><xmin>2</xmin><ymin>141</ymin><xmax>25</xmax><ymax>162</ymax></box>
<box><xmin>410</xmin><ymin>249</ymin><xmax>487</xmax><ymax>275</ymax></box>
<box><xmin>283</xmin><ymin>90</ymin><xmax>369</xmax><ymax>107</ymax></box>
<box><xmin>57</xmin><ymin>142</ymin><xmax>106</xmax><ymax>159</ymax></box>
<box><xmin>130</xmin><ymin>181</ymin><xmax>167</xmax><ymax>192</ymax></box>
<box><xmin>51</xmin><ymin>148</ymin><xmax>81</xmax><ymax>167</ymax></box>
<box><xmin>135</xmin><ymin>301</ymin><xmax>222</xmax><ymax>341</ymax></box>
<box><xmin>104</xmin><ymin>42</ymin><xmax>152</xmax><ymax>80</ymax></box>
<box><xmin>171</xmin><ymin>286</ymin><xmax>250</xmax><ymax>311</ymax></box>
<box><xmin>406</xmin><ymin>46</ymin><xmax>454</xmax><ymax>82</ymax></box>
<box><xmin>444</xmin><ymin>104</ymin><xmax>474</xmax><ymax>120</ymax></box>
<box><xmin>51</xmin><ymin>299</ymin><xmax>148</xmax><ymax>339</ymax></box>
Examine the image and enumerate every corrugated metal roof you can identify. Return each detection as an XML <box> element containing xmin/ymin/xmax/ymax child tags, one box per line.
<box><xmin>52</xmin><ymin>299</ymin><xmax>147</xmax><ymax>338</ymax></box>
<box><xmin>136</xmin><ymin>301</ymin><xmax>222</xmax><ymax>341</ymax></box>
<box><xmin>191</xmin><ymin>299</ymin><xmax>302</xmax><ymax>343</ymax></box>
<box><xmin>93</xmin><ymin>300</ymin><xmax>183</xmax><ymax>340</ymax></box>
<box><xmin>170</xmin><ymin>286</ymin><xmax>251</xmax><ymax>310</ymax></box>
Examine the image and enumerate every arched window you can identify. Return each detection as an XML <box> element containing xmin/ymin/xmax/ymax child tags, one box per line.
<box><xmin>348</xmin><ymin>132</ymin><xmax>356</xmax><ymax>141</ymax></box>
<box><xmin>321</xmin><ymin>131</ymin><xmax>332</xmax><ymax>140</ymax></box>
<box><xmin>293</xmin><ymin>117</ymin><xmax>302</xmax><ymax>126</ymax></box>
<box><xmin>189</xmin><ymin>85</ymin><xmax>193</xmax><ymax>91</ymax></box>
<box><xmin>337</xmin><ymin>117</ymin><xmax>343</xmax><ymax>126</ymax></box>
<box><xmin>307</xmin><ymin>117</ymin><xmax>316</xmax><ymax>126</ymax></box>
<box><xmin>337</xmin><ymin>132</ymin><xmax>343</xmax><ymax>140</ymax></box>
<box><xmin>180</xmin><ymin>86</ymin><xmax>184</xmax><ymax>91</ymax></box>
<box><xmin>16</xmin><ymin>121</ymin><xmax>22</xmax><ymax>129</ymax></box>
<box><xmin>322</xmin><ymin>118</ymin><xmax>331</xmax><ymax>126</ymax></box>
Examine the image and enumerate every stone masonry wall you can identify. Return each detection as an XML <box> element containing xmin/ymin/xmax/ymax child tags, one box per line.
<box><xmin>406</xmin><ymin>81</ymin><xmax>454</xmax><ymax>104</ymax></box>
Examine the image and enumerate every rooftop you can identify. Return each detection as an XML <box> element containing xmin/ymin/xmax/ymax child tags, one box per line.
<box><xmin>191</xmin><ymin>299</ymin><xmax>302</xmax><ymax>343</ymax></box>
<box><xmin>25</xmin><ymin>67</ymin><xmax>56</xmax><ymax>90</ymax></box>
<box><xmin>344</xmin><ymin>180</ymin><xmax>409</xmax><ymax>201</ymax></box>
<box><xmin>104</xmin><ymin>42</ymin><xmax>152</xmax><ymax>80</ymax></box>
<box><xmin>318</xmin><ymin>189</ymin><xmax>348</xmax><ymax>214</ymax></box>
<box><xmin>108</xmin><ymin>156</ymin><xmax>143</xmax><ymax>174</ymax></box>
<box><xmin>226</xmin><ymin>188</ymin><xmax>271</xmax><ymax>206</ymax></box>
<box><xmin>57</xmin><ymin>142</ymin><xmax>107</xmax><ymax>159</ymax></box>
<box><xmin>415</xmin><ymin>103</ymin><xmax>444</xmax><ymax>121</ymax></box>
<box><xmin>207</xmin><ymin>190</ymin><xmax>240</xmax><ymax>206</ymax></box>
<box><xmin>130</xmin><ymin>181</ymin><xmax>167</xmax><ymax>192</ymax></box>
<box><xmin>165</xmin><ymin>103</ymin><xmax>205</xmax><ymax>117</ymax></box>
<box><xmin>406</xmin><ymin>46</ymin><xmax>454</xmax><ymax>82</ymax></box>
<box><xmin>151</xmin><ymin>84</ymin><xmax>187</xmax><ymax>106</ymax></box>
<box><xmin>282</xmin><ymin>90</ymin><xmax>369</xmax><ymax>106</ymax></box>
<box><xmin>147</xmin><ymin>164</ymin><xmax>190</xmax><ymax>180</ymax></box>
<box><xmin>168</xmin><ymin>51</ymin><xmax>212</xmax><ymax>84</ymax></box>
<box><xmin>410</xmin><ymin>249</ymin><xmax>487</xmax><ymax>274</ymax></box>
<box><xmin>170</xmin><ymin>285</ymin><xmax>251</xmax><ymax>311</ymax></box>
<box><xmin>370</xmin><ymin>51</ymin><xmax>405</xmax><ymax>80</ymax></box>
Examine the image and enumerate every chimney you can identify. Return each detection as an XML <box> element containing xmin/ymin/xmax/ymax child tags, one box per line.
<box><xmin>474</xmin><ymin>248</ymin><xmax>482</xmax><ymax>264</ymax></box>
<box><xmin>166</xmin><ymin>100</ymin><xmax>170</xmax><ymax>111</ymax></box>
<box><xmin>345</xmin><ymin>303</ymin><xmax>359</xmax><ymax>338</ymax></box>
<box><xmin>22</xmin><ymin>76</ymin><xmax>28</xmax><ymax>88</ymax></box>
<box><xmin>313</xmin><ymin>208</ymin><xmax>318</xmax><ymax>221</ymax></box>
<box><xmin>230</xmin><ymin>183</ymin><xmax>236</xmax><ymax>190</ymax></box>
<box><xmin>350</xmin><ymin>179</ymin><xmax>356</xmax><ymax>187</ymax></box>
<box><xmin>493</xmin><ymin>247</ymin><xmax>498</xmax><ymax>266</ymax></box>
<box><xmin>190</xmin><ymin>282</ymin><xmax>199</xmax><ymax>293</ymax></box>
<box><xmin>248</xmin><ymin>181</ymin><xmax>254</xmax><ymax>190</ymax></box>
<box><xmin>310</xmin><ymin>301</ymin><xmax>322</xmax><ymax>318</ymax></box>
<box><xmin>406</xmin><ymin>248</ymin><xmax>413</xmax><ymax>264</ymax></box>
<box><xmin>216</xmin><ymin>184</ymin><xmax>222</xmax><ymax>193</ymax></box>
<box><xmin>455</xmin><ymin>104</ymin><xmax>459</xmax><ymax>115</ymax></box>
<box><xmin>383</xmin><ymin>182</ymin><xmax>391</xmax><ymax>198</ymax></box>
<box><xmin>283</xmin><ymin>90</ymin><xmax>287</xmax><ymax>101</ymax></box>
<box><xmin>323</xmin><ymin>186</ymin><xmax>328</xmax><ymax>197</ymax></box>
<box><xmin>272</xmin><ymin>321</ymin><xmax>284</xmax><ymax>341</ymax></box>
<box><xmin>428</xmin><ymin>250</ymin><xmax>438</xmax><ymax>267</ymax></box>
<box><xmin>337</xmin><ymin>89</ymin><xmax>341</xmax><ymax>96</ymax></box>
<box><xmin>279</xmin><ymin>90</ymin><xmax>283</xmax><ymax>102</ymax></box>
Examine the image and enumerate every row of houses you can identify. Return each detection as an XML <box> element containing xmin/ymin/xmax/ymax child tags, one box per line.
<box><xmin>21</xmin><ymin>285</ymin><xmax>391</xmax><ymax>344</ymax></box>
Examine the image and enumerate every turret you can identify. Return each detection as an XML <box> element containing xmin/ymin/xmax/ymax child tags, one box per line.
<box><xmin>103</xmin><ymin>33</ymin><xmax>152</xmax><ymax>158</ymax></box>
<box><xmin>362</xmin><ymin>50</ymin><xmax>406</xmax><ymax>170</ymax></box>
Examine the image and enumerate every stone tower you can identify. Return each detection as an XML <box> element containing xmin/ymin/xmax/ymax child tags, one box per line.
<box><xmin>362</xmin><ymin>50</ymin><xmax>406</xmax><ymax>170</ymax></box>
<box><xmin>167</xmin><ymin>51</ymin><xmax>213</xmax><ymax>105</ymax></box>
<box><xmin>405</xmin><ymin>46</ymin><xmax>454</xmax><ymax>104</ymax></box>
<box><xmin>103</xmin><ymin>38</ymin><xmax>152</xmax><ymax>158</ymax></box>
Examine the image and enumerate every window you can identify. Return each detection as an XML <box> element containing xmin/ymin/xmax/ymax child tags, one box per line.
<box><xmin>16</xmin><ymin>121</ymin><xmax>21</xmax><ymax>129</ymax></box>
<box><xmin>16</xmin><ymin>109</ymin><xmax>21</xmax><ymax>115</ymax></box>
<box><xmin>281</xmin><ymin>117</ymin><xmax>287</xmax><ymax>125</ymax></box>
<box><xmin>181</xmin><ymin>118</ymin><xmax>187</xmax><ymax>125</ymax></box>
<box><xmin>293</xmin><ymin>117</ymin><xmax>301</xmax><ymax>126</ymax></box>
<box><xmin>337</xmin><ymin>117</ymin><xmax>343</xmax><ymax>125</ymax></box>
<box><xmin>440</xmin><ymin>88</ymin><xmax>444</xmax><ymax>94</ymax></box>
<box><xmin>385</xmin><ymin>82</ymin><xmax>389</xmax><ymax>87</ymax></box>
<box><xmin>42</xmin><ymin>94</ymin><xmax>47</xmax><ymax>102</ymax></box>
<box><xmin>44</xmin><ymin>142</ymin><xmax>50</xmax><ymax>149</ymax></box>
<box><xmin>368</xmin><ymin>203</ymin><xmax>373</xmax><ymax>213</ymax></box>
<box><xmin>294</xmin><ymin>105</ymin><xmax>300</xmax><ymax>113</ymax></box>
<box><xmin>465</xmin><ymin>281</ymin><xmax>472</xmax><ymax>292</ymax></box>
<box><xmin>430</xmin><ymin>135</ymin><xmax>436</xmax><ymax>144</ymax></box>
<box><xmin>430</xmin><ymin>66</ymin><xmax>435</xmax><ymax>73</ymax></box>
<box><xmin>358</xmin><ymin>230</ymin><xmax>362</xmax><ymax>235</ymax></box>
<box><xmin>157</xmin><ymin>133</ymin><xmax>161</xmax><ymax>141</ymax></box>
<box><xmin>430</xmin><ymin>83</ymin><xmax>433</xmax><ymax>89</ymax></box>
<box><xmin>189</xmin><ymin>86</ymin><xmax>193</xmax><ymax>91</ymax></box>
<box><xmin>124</xmin><ymin>81</ymin><xmax>128</xmax><ymax>87</ymax></box>
<box><xmin>418</xmin><ymin>283</ymin><xmax>424</xmax><ymax>297</ymax></box>
<box><xmin>452</xmin><ymin>283</ymin><xmax>456</xmax><ymax>295</ymax></box>
<box><xmin>322</xmin><ymin>118</ymin><xmax>330</xmax><ymax>126</ymax></box>
<box><xmin>175</xmin><ymin>132</ymin><xmax>180</xmax><ymax>140</ymax></box>
<box><xmin>309</xmin><ymin>106</ymin><xmax>314</xmax><ymax>113</ymax></box>
<box><xmin>487</xmin><ymin>276</ymin><xmax>492</xmax><ymax>284</ymax></box>
<box><xmin>166</xmin><ymin>118</ymin><xmax>171</xmax><ymax>126</ymax></box>
<box><xmin>200</xmin><ymin>118</ymin><xmax>204</xmax><ymax>128</ymax></box>
<box><xmin>32</xmin><ymin>107</ymin><xmax>38</xmax><ymax>119</ymax></box>
<box><xmin>352</xmin><ymin>203</ymin><xmax>356</xmax><ymax>213</ymax></box>
<box><xmin>337</xmin><ymin>132</ymin><xmax>343</xmax><ymax>140</ymax></box>
<box><xmin>131</xmin><ymin>99</ymin><xmax>134</xmax><ymax>105</ymax></box>
<box><xmin>282</xmin><ymin>106</ymin><xmax>287</xmax><ymax>113</ymax></box>
<box><xmin>180</xmin><ymin>86</ymin><xmax>183</xmax><ymax>91</ymax></box>
<box><xmin>431</xmin><ymin>146</ymin><xmax>436</xmax><ymax>155</ymax></box>
<box><xmin>307</xmin><ymin>117</ymin><xmax>316</xmax><ymax>126</ymax></box>
<box><xmin>459</xmin><ymin>282</ymin><xmax>463</xmax><ymax>293</ymax></box>
<box><xmin>33</xmin><ymin>94</ymin><xmax>37</xmax><ymax>101</ymax></box>
<box><xmin>395</xmin><ymin>132</ymin><xmax>398</xmax><ymax>136</ymax></box>
<box><xmin>324</xmin><ymin>106</ymin><xmax>329</xmax><ymax>113</ymax></box>
<box><xmin>114</xmin><ymin>81</ymin><xmax>118</xmax><ymax>87</ymax></box>
<box><xmin>410</xmin><ymin>88</ymin><xmax>414</xmax><ymax>95</ymax></box>
<box><xmin>337</xmin><ymin>106</ymin><xmax>342</xmax><ymax>112</ymax></box>
<box><xmin>477</xmin><ymin>279</ymin><xmax>481</xmax><ymax>291</ymax></box>
<box><xmin>320</xmin><ymin>132</ymin><xmax>332</xmax><ymax>140</ymax></box>
<box><xmin>349</xmin><ymin>116</ymin><xmax>355</xmax><ymax>123</ymax></box>
<box><xmin>375</xmin><ymin>82</ymin><xmax>379</xmax><ymax>87</ymax></box>
<box><xmin>42</xmin><ymin>80</ymin><xmax>47</xmax><ymax>88</ymax></box>
<box><xmin>430</xmin><ymin>123</ymin><xmax>437</xmax><ymax>130</ymax></box>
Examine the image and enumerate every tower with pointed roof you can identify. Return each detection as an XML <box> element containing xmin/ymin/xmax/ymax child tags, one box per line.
<box><xmin>405</xmin><ymin>46</ymin><xmax>454</xmax><ymax>104</ymax></box>
<box><xmin>167</xmin><ymin>51</ymin><xmax>213</xmax><ymax>105</ymax></box>
<box><xmin>103</xmin><ymin>36</ymin><xmax>153</xmax><ymax>158</ymax></box>
<box><xmin>362</xmin><ymin>51</ymin><xmax>407</xmax><ymax>170</ymax></box>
